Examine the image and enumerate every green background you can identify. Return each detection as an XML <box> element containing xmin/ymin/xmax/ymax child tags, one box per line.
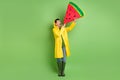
<box><xmin>0</xmin><ymin>0</ymin><xmax>120</xmax><ymax>80</ymax></box>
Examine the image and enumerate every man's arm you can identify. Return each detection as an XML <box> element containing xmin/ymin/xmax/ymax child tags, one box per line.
<box><xmin>65</xmin><ymin>21</ymin><xmax>76</xmax><ymax>32</ymax></box>
<box><xmin>53</xmin><ymin>27</ymin><xmax>64</xmax><ymax>37</ymax></box>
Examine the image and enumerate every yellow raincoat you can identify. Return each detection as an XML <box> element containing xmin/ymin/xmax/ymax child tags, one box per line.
<box><xmin>53</xmin><ymin>22</ymin><xmax>76</xmax><ymax>58</ymax></box>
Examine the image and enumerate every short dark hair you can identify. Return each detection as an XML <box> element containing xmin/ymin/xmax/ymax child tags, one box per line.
<box><xmin>55</xmin><ymin>18</ymin><xmax>60</xmax><ymax>23</ymax></box>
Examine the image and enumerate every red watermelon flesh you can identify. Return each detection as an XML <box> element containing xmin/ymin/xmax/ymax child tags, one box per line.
<box><xmin>64</xmin><ymin>3</ymin><xmax>83</xmax><ymax>24</ymax></box>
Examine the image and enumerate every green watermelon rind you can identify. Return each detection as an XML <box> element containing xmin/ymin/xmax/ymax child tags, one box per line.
<box><xmin>69</xmin><ymin>2</ymin><xmax>84</xmax><ymax>17</ymax></box>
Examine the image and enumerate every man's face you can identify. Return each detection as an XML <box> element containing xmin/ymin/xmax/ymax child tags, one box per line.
<box><xmin>55</xmin><ymin>20</ymin><xmax>61</xmax><ymax>28</ymax></box>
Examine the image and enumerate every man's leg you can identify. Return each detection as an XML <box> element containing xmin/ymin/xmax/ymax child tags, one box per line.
<box><xmin>57</xmin><ymin>58</ymin><xmax>62</xmax><ymax>76</ymax></box>
<box><xmin>61</xmin><ymin>47</ymin><xmax>66</xmax><ymax>76</ymax></box>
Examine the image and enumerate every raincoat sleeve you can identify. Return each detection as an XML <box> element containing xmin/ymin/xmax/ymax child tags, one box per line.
<box><xmin>66</xmin><ymin>22</ymin><xmax>76</xmax><ymax>32</ymax></box>
<box><xmin>53</xmin><ymin>28</ymin><xmax>64</xmax><ymax>37</ymax></box>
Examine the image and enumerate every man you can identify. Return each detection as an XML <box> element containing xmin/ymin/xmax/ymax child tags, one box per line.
<box><xmin>53</xmin><ymin>18</ymin><xmax>76</xmax><ymax>77</ymax></box>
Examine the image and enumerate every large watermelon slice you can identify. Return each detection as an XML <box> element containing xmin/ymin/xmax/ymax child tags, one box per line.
<box><xmin>64</xmin><ymin>2</ymin><xmax>84</xmax><ymax>24</ymax></box>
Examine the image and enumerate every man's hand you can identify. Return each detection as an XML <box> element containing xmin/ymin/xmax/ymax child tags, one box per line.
<box><xmin>73</xmin><ymin>19</ymin><xmax>76</xmax><ymax>22</ymax></box>
<box><xmin>63</xmin><ymin>24</ymin><xmax>66</xmax><ymax>28</ymax></box>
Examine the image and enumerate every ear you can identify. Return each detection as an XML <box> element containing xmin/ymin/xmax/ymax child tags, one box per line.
<box><xmin>55</xmin><ymin>23</ymin><xmax>57</xmax><ymax>26</ymax></box>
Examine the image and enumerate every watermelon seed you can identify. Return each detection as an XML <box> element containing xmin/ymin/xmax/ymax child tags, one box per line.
<box><xmin>74</xmin><ymin>15</ymin><xmax>76</xmax><ymax>17</ymax></box>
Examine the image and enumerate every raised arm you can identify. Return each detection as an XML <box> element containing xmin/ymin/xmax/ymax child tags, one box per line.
<box><xmin>53</xmin><ymin>28</ymin><xmax>64</xmax><ymax>37</ymax></box>
<box><xmin>66</xmin><ymin>22</ymin><xmax>76</xmax><ymax>32</ymax></box>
